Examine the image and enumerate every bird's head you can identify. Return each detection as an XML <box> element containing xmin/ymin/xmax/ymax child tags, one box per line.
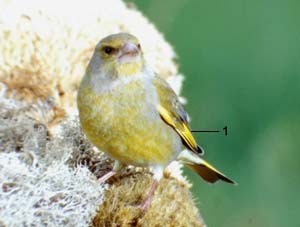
<box><xmin>91</xmin><ymin>33</ymin><xmax>144</xmax><ymax>78</ymax></box>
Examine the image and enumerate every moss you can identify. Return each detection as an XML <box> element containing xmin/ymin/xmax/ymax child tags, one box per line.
<box><xmin>93</xmin><ymin>172</ymin><xmax>206</xmax><ymax>227</ymax></box>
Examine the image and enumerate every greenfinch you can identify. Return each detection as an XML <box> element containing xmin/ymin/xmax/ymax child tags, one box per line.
<box><xmin>77</xmin><ymin>33</ymin><xmax>235</xmax><ymax>209</ymax></box>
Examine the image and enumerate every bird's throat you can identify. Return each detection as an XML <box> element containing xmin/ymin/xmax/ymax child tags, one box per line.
<box><xmin>117</xmin><ymin>62</ymin><xmax>142</xmax><ymax>77</ymax></box>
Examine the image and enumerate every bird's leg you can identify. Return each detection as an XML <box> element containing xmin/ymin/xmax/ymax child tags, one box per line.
<box><xmin>139</xmin><ymin>165</ymin><xmax>164</xmax><ymax>211</ymax></box>
<box><xmin>98</xmin><ymin>170</ymin><xmax>116</xmax><ymax>183</ymax></box>
<box><xmin>140</xmin><ymin>179</ymin><xmax>159</xmax><ymax>210</ymax></box>
<box><xmin>98</xmin><ymin>161</ymin><xmax>123</xmax><ymax>184</ymax></box>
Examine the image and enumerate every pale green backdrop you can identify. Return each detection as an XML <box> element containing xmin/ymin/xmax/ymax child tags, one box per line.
<box><xmin>130</xmin><ymin>1</ymin><xmax>300</xmax><ymax>226</ymax></box>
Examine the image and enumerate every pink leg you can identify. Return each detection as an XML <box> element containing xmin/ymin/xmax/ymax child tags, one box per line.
<box><xmin>140</xmin><ymin>179</ymin><xmax>159</xmax><ymax>210</ymax></box>
<box><xmin>98</xmin><ymin>161</ymin><xmax>123</xmax><ymax>184</ymax></box>
<box><xmin>98</xmin><ymin>170</ymin><xmax>117</xmax><ymax>184</ymax></box>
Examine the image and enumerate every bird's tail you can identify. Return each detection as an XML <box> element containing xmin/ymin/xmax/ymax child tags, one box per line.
<box><xmin>177</xmin><ymin>150</ymin><xmax>236</xmax><ymax>184</ymax></box>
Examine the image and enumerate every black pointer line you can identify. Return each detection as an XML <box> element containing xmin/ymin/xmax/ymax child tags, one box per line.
<box><xmin>192</xmin><ymin>126</ymin><xmax>228</xmax><ymax>136</ymax></box>
<box><xmin>191</xmin><ymin>130</ymin><xmax>220</xmax><ymax>133</ymax></box>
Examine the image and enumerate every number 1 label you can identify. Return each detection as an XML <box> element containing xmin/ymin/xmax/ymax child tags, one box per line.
<box><xmin>223</xmin><ymin>126</ymin><xmax>228</xmax><ymax>136</ymax></box>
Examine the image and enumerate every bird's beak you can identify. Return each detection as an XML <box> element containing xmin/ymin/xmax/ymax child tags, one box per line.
<box><xmin>118</xmin><ymin>42</ymin><xmax>139</xmax><ymax>64</ymax></box>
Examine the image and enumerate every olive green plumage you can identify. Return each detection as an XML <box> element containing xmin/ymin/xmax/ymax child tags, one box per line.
<box><xmin>77</xmin><ymin>33</ymin><xmax>235</xmax><ymax>208</ymax></box>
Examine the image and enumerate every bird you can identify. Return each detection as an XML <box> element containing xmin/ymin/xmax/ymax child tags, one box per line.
<box><xmin>77</xmin><ymin>33</ymin><xmax>236</xmax><ymax>210</ymax></box>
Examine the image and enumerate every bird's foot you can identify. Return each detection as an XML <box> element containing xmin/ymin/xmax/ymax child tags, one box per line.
<box><xmin>98</xmin><ymin>170</ymin><xmax>116</xmax><ymax>184</ymax></box>
<box><xmin>139</xmin><ymin>196</ymin><xmax>153</xmax><ymax>211</ymax></box>
<box><xmin>138</xmin><ymin>179</ymin><xmax>159</xmax><ymax>211</ymax></box>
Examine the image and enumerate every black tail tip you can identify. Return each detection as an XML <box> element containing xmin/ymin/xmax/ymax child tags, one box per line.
<box><xmin>196</xmin><ymin>145</ymin><xmax>205</xmax><ymax>155</ymax></box>
<box><xmin>220</xmin><ymin>175</ymin><xmax>238</xmax><ymax>185</ymax></box>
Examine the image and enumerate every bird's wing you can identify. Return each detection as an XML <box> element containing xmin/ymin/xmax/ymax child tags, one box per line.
<box><xmin>153</xmin><ymin>75</ymin><xmax>204</xmax><ymax>155</ymax></box>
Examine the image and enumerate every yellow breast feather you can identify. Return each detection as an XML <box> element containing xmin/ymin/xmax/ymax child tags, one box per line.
<box><xmin>78</xmin><ymin>79</ymin><xmax>179</xmax><ymax>166</ymax></box>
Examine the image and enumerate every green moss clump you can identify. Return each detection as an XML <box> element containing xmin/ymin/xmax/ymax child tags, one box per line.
<box><xmin>93</xmin><ymin>172</ymin><xmax>205</xmax><ymax>227</ymax></box>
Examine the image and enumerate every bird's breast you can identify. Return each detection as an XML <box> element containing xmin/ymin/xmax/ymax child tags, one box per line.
<box><xmin>77</xmin><ymin>77</ymin><xmax>181</xmax><ymax>166</ymax></box>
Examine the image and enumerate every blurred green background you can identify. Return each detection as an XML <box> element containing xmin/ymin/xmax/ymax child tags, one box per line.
<box><xmin>131</xmin><ymin>1</ymin><xmax>300</xmax><ymax>226</ymax></box>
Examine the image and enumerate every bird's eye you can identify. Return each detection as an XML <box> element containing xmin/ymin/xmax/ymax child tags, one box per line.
<box><xmin>103</xmin><ymin>46</ymin><xmax>114</xmax><ymax>54</ymax></box>
<box><xmin>137</xmin><ymin>43</ymin><xmax>141</xmax><ymax>49</ymax></box>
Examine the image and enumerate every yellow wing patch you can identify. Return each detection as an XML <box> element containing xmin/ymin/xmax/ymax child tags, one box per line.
<box><xmin>158</xmin><ymin>105</ymin><xmax>201</xmax><ymax>154</ymax></box>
